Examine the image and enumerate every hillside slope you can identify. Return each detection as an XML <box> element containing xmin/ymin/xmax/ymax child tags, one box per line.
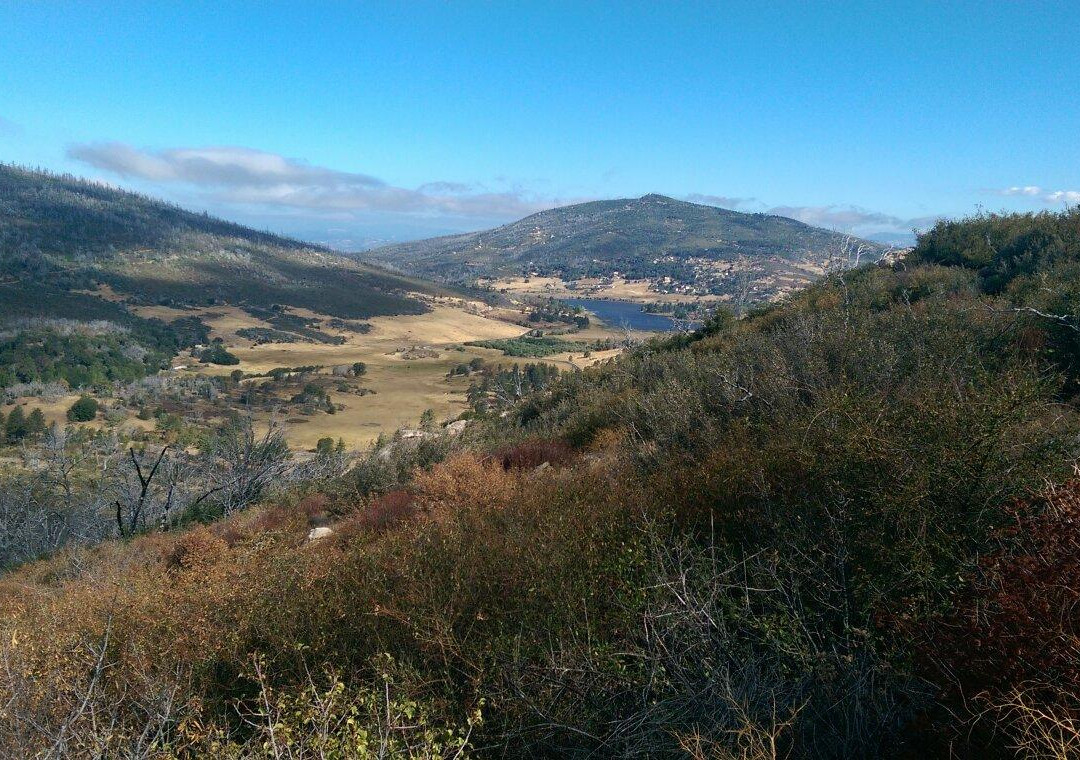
<box><xmin>2</xmin><ymin>210</ymin><xmax>1079</xmax><ymax>756</ymax></box>
<box><xmin>361</xmin><ymin>193</ymin><xmax>888</xmax><ymax>299</ymax></box>
<box><xmin>0</xmin><ymin>164</ymin><xmax>439</xmax><ymax>320</ymax></box>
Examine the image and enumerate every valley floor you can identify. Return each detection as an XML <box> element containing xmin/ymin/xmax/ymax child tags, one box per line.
<box><xmin>2</xmin><ymin>293</ymin><xmax>632</xmax><ymax>452</ymax></box>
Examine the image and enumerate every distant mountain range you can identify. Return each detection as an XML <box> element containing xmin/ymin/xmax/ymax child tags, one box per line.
<box><xmin>0</xmin><ymin>164</ymin><xmax>444</xmax><ymax>323</ymax></box>
<box><xmin>360</xmin><ymin>194</ymin><xmax>890</xmax><ymax>300</ymax></box>
<box><xmin>0</xmin><ymin>166</ymin><xmax>891</xmax><ymax>325</ymax></box>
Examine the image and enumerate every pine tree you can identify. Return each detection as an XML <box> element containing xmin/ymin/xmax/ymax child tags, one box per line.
<box><xmin>25</xmin><ymin>408</ymin><xmax>47</xmax><ymax>439</ymax></box>
<box><xmin>4</xmin><ymin>406</ymin><xmax>27</xmax><ymax>442</ymax></box>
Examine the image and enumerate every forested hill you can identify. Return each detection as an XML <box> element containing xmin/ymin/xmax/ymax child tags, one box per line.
<box><xmin>0</xmin><ymin>163</ymin><xmax>440</xmax><ymax>320</ymax></box>
<box><xmin>360</xmin><ymin>193</ymin><xmax>889</xmax><ymax>296</ymax></box>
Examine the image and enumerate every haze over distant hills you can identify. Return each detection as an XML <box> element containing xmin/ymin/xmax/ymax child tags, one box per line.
<box><xmin>360</xmin><ymin>194</ymin><xmax>890</xmax><ymax>300</ymax></box>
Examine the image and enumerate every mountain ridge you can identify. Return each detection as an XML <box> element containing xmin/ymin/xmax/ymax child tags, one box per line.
<box><xmin>359</xmin><ymin>193</ymin><xmax>889</xmax><ymax>300</ymax></box>
<box><xmin>0</xmin><ymin>164</ymin><xmax>445</xmax><ymax>321</ymax></box>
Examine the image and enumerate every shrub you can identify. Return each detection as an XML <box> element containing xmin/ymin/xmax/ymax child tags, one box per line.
<box><xmin>198</xmin><ymin>344</ymin><xmax>240</xmax><ymax>365</ymax></box>
<box><xmin>492</xmin><ymin>437</ymin><xmax>575</xmax><ymax>470</ymax></box>
<box><xmin>466</xmin><ymin>336</ymin><xmax>588</xmax><ymax>357</ymax></box>
<box><xmin>911</xmin><ymin>481</ymin><xmax>1080</xmax><ymax>754</ymax></box>
<box><xmin>354</xmin><ymin>489</ymin><xmax>416</xmax><ymax>533</ymax></box>
<box><xmin>66</xmin><ymin>395</ymin><xmax>99</xmax><ymax>422</ymax></box>
<box><xmin>5</xmin><ymin>213</ymin><xmax>1080</xmax><ymax>756</ymax></box>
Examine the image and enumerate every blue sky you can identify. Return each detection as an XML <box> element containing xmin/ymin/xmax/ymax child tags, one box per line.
<box><xmin>1</xmin><ymin>1</ymin><xmax>1078</xmax><ymax>248</ymax></box>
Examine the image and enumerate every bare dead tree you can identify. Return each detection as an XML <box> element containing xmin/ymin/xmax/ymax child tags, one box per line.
<box><xmin>827</xmin><ymin>235</ymin><xmax>877</xmax><ymax>274</ymax></box>
<box><xmin>729</xmin><ymin>260</ymin><xmax>757</xmax><ymax>318</ymax></box>
<box><xmin>112</xmin><ymin>442</ymin><xmax>239</xmax><ymax>537</ymax></box>
<box><xmin>114</xmin><ymin>445</ymin><xmax>170</xmax><ymax>537</ymax></box>
<box><xmin>670</xmin><ymin>314</ymin><xmax>698</xmax><ymax>336</ymax></box>
<box><xmin>493</xmin><ymin>366</ymin><xmax>527</xmax><ymax>407</ymax></box>
<box><xmin>34</xmin><ymin>426</ymin><xmax>86</xmax><ymax>511</ymax></box>
<box><xmin>1010</xmin><ymin>305</ymin><xmax>1080</xmax><ymax>333</ymax></box>
<box><xmin>620</xmin><ymin>322</ymin><xmax>643</xmax><ymax>349</ymax></box>
<box><xmin>1</xmin><ymin>428</ymin><xmax>118</xmax><ymax>567</ymax></box>
<box><xmin>206</xmin><ymin>418</ymin><xmax>291</xmax><ymax>517</ymax></box>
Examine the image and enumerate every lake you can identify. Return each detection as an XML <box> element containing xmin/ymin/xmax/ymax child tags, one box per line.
<box><xmin>564</xmin><ymin>298</ymin><xmax>686</xmax><ymax>332</ymax></box>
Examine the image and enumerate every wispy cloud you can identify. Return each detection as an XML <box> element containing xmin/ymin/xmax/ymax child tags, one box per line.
<box><xmin>994</xmin><ymin>185</ymin><xmax>1080</xmax><ymax>205</ymax></box>
<box><xmin>767</xmin><ymin>204</ymin><xmax>938</xmax><ymax>233</ymax></box>
<box><xmin>684</xmin><ymin>193</ymin><xmax>756</xmax><ymax>209</ymax></box>
<box><xmin>690</xmin><ymin>192</ymin><xmax>936</xmax><ymax>243</ymax></box>
<box><xmin>1046</xmin><ymin>190</ymin><xmax>1080</xmax><ymax>204</ymax></box>
<box><xmin>1000</xmin><ymin>185</ymin><xmax>1042</xmax><ymax>197</ymax></box>
<box><xmin>67</xmin><ymin>142</ymin><xmax>551</xmax><ymax>219</ymax></box>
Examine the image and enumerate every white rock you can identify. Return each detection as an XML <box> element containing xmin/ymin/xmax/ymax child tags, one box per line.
<box><xmin>307</xmin><ymin>526</ymin><xmax>334</xmax><ymax>541</ymax></box>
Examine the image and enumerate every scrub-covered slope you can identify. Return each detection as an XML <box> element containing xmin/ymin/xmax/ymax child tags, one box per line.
<box><xmin>363</xmin><ymin>193</ymin><xmax>888</xmax><ymax>298</ymax></box>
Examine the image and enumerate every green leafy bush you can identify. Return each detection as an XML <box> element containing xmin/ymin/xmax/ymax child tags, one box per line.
<box><xmin>198</xmin><ymin>344</ymin><xmax>240</xmax><ymax>365</ymax></box>
<box><xmin>66</xmin><ymin>395</ymin><xmax>99</xmax><ymax>422</ymax></box>
<box><xmin>467</xmin><ymin>335</ymin><xmax>588</xmax><ymax>357</ymax></box>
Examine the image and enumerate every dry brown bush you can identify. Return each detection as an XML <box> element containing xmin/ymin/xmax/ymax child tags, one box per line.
<box><xmin>0</xmin><ymin>449</ymin><xmax>634</xmax><ymax>756</ymax></box>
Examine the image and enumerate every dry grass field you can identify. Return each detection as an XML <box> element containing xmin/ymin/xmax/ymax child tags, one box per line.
<box><xmin>227</xmin><ymin>305</ymin><xmax>628</xmax><ymax>449</ymax></box>
<box><xmin>1</xmin><ymin>395</ymin><xmax>156</xmax><ymax>437</ymax></box>
<box><xmin>487</xmin><ymin>275</ymin><xmax>724</xmax><ymax>303</ymax></box>
<box><xmin>6</xmin><ymin>293</ymin><xmax>634</xmax><ymax>452</ymax></box>
<box><xmin>168</xmin><ymin>302</ymin><xmax>524</xmax><ymax>449</ymax></box>
<box><xmin>178</xmin><ymin>299</ymin><xmax>633</xmax><ymax>450</ymax></box>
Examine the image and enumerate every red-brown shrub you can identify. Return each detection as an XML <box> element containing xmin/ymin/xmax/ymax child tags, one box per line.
<box><xmin>299</xmin><ymin>493</ymin><xmax>330</xmax><ymax>522</ymax></box>
<box><xmin>357</xmin><ymin>489</ymin><xmax>417</xmax><ymax>532</ymax></box>
<box><xmin>491</xmin><ymin>437</ymin><xmax>574</xmax><ymax>470</ymax></box>
<box><xmin>912</xmin><ymin>480</ymin><xmax>1080</xmax><ymax>751</ymax></box>
<box><xmin>166</xmin><ymin>526</ymin><xmax>228</xmax><ymax>571</ymax></box>
<box><xmin>0</xmin><ymin>447</ymin><xmax>637</xmax><ymax>756</ymax></box>
<box><xmin>246</xmin><ymin>503</ymin><xmax>303</xmax><ymax>536</ymax></box>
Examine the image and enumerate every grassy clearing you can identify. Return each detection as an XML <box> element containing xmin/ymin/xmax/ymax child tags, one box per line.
<box><xmin>221</xmin><ymin>304</ymin><xmax>626</xmax><ymax>448</ymax></box>
<box><xmin>4</xmin><ymin>297</ymin><xmax>624</xmax><ymax>451</ymax></box>
<box><xmin>488</xmin><ymin>275</ymin><xmax>726</xmax><ymax>303</ymax></box>
<box><xmin>1</xmin><ymin>395</ymin><xmax>155</xmax><ymax>436</ymax></box>
<box><xmin>191</xmin><ymin>303</ymin><xmax>530</xmax><ymax>449</ymax></box>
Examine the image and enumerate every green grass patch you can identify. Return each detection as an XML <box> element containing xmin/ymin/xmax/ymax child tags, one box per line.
<box><xmin>467</xmin><ymin>336</ymin><xmax>589</xmax><ymax>357</ymax></box>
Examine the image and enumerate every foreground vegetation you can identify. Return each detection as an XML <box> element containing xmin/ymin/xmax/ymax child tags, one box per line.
<box><xmin>2</xmin><ymin>209</ymin><xmax>1080</xmax><ymax>757</ymax></box>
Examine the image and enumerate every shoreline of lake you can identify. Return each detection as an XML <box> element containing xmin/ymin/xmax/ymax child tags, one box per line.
<box><xmin>564</xmin><ymin>298</ymin><xmax>688</xmax><ymax>332</ymax></box>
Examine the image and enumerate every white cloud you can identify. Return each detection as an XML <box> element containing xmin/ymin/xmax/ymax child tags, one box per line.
<box><xmin>764</xmin><ymin>204</ymin><xmax>938</xmax><ymax>242</ymax></box>
<box><xmin>993</xmin><ymin>185</ymin><xmax>1080</xmax><ymax>205</ymax></box>
<box><xmin>684</xmin><ymin>193</ymin><xmax>756</xmax><ymax>209</ymax></box>
<box><xmin>1000</xmin><ymin>185</ymin><xmax>1043</xmax><ymax>196</ymax></box>
<box><xmin>686</xmin><ymin>192</ymin><xmax>937</xmax><ymax>244</ymax></box>
<box><xmin>1045</xmin><ymin>190</ymin><xmax>1080</xmax><ymax>204</ymax></box>
<box><xmin>67</xmin><ymin>142</ymin><xmax>550</xmax><ymax>220</ymax></box>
